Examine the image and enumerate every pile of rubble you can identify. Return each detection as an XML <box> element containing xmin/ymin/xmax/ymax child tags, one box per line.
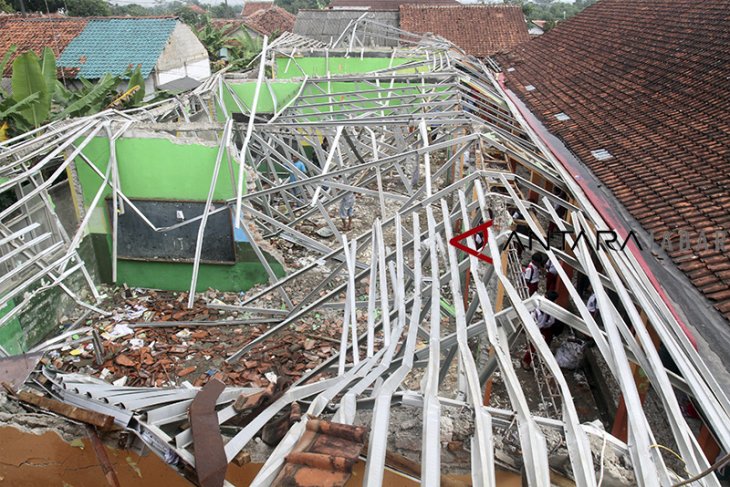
<box><xmin>49</xmin><ymin>288</ymin><xmax>347</xmax><ymax>390</ymax></box>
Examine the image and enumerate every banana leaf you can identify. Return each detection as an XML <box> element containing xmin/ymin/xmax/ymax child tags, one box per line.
<box><xmin>0</xmin><ymin>92</ymin><xmax>41</xmax><ymax>118</ymax></box>
<box><xmin>10</xmin><ymin>51</ymin><xmax>51</xmax><ymax>128</ymax></box>
<box><xmin>127</xmin><ymin>65</ymin><xmax>146</xmax><ymax>106</ymax></box>
<box><xmin>0</xmin><ymin>45</ymin><xmax>18</xmax><ymax>98</ymax></box>
<box><xmin>41</xmin><ymin>47</ymin><xmax>57</xmax><ymax>99</ymax></box>
<box><xmin>54</xmin><ymin>73</ymin><xmax>119</xmax><ymax>119</ymax></box>
<box><xmin>54</xmin><ymin>80</ymin><xmax>74</xmax><ymax>104</ymax></box>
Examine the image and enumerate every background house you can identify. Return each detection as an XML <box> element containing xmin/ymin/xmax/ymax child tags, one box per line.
<box><xmin>327</xmin><ymin>0</ymin><xmax>456</xmax><ymax>10</ymax></box>
<box><xmin>240</xmin><ymin>0</ymin><xmax>275</xmax><ymax>17</ymax></box>
<box><xmin>0</xmin><ymin>17</ymin><xmax>211</xmax><ymax>94</ymax></box>
<box><xmin>294</xmin><ymin>9</ymin><xmax>399</xmax><ymax>45</ymax></box>
<box><xmin>216</xmin><ymin>6</ymin><xmax>294</xmax><ymax>40</ymax></box>
<box><xmin>399</xmin><ymin>4</ymin><xmax>530</xmax><ymax>58</ymax></box>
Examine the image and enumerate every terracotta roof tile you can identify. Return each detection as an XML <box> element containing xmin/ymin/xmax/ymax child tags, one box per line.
<box><xmin>497</xmin><ymin>0</ymin><xmax>730</xmax><ymax>321</ymax></box>
<box><xmin>329</xmin><ymin>0</ymin><xmax>456</xmax><ymax>10</ymax></box>
<box><xmin>400</xmin><ymin>5</ymin><xmax>529</xmax><ymax>58</ymax></box>
<box><xmin>240</xmin><ymin>1</ymin><xmax>274</xmax><ymax>17</ymax></box>
<box><xmin>0</xmin><ymin>17</ymin><xmax>88</xmax><ymax>76</ymax></box>
<box><xmin>244</xmin><ymin>6</ymin><xmax>295</xmax><ymax>36</ymax></box>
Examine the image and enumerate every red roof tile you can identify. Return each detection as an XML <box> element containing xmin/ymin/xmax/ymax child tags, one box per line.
<box><xmin>240</xmin><ymin>1</ymin><xmax>274</xmax><ymax>17</ymax></box>
<box><xmin>497</xmin><ymin>0</ymin><xmax>730</xmax><ymax>321</ymax></box>
<box><xmin>329</xmin><ymin>0</ymin><xmax>456</xmax><ymax>11</ymax></box>
<box><xmin>400</xmin><ymin>5</ymin><xmax>529</xmax><ymax>58</ymax></box>
<box><xmin>244</xmin><ymin>6</ymin><xmax>295</xmax><ymax>36</ymax></box>
<box><xmin>0</xmin><ymin>17</ymin><xmax>88</xmax><ymax>76</ymax></box>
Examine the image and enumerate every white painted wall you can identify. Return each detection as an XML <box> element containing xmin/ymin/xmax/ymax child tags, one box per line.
<box><xmin>154</xmin><ymin>22</ymin><xmax>211</xmax><ymax>88</ymax></box>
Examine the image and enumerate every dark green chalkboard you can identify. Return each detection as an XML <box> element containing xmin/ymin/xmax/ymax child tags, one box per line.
<box><xmin>107</xmin><ymin>199</ymin><xmax>236</xmax><ymax>264</ymax></box>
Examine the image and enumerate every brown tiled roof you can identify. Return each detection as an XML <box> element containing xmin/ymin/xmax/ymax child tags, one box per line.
<box><xmin>400</xmin><ymin>5</ymin><xmax>529</xmax><ymax>58</ymax></box>
<box><xmin>329</xmin><ymin>0</ymin><xmax>456</xmax><ymax>11</ymax></box>
<box><xmin>0</xmin><ymin>17</ymin><xmax>88</xmax><ymax>75</ymax></box>
<box><xmin>240</xmin><ymin>1</ymin><xmax>274</xmax><ymax>17</ymax></box>
<box><xmin>497</xmin><ymin>0</ymin><xmax>730</xmax><ymax>321</ymax></box>
<box><xmin>244</xmin><ymin>6</ymin><xmax>295</xmax><ymax>36</ymax></box>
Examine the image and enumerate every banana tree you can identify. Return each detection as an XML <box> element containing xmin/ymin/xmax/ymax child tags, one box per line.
<box><xmin>0</xmin><ymin>46</ymin><xmax>150</xmax><ymax>140</ymax></box>
<box><xmin>225</xmin><ymin>30</ymin><xmax>264</xmax><ymax>71</ymax></box>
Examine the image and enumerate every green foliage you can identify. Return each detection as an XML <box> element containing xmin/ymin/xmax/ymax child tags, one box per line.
<box><xmin>66</xmin><ymin>0</ymin><xmax>112</xmax><ymax>16</ymax></box>
<box><xmin>40</xmin><ymin>47</ymin><xmax>57</xmax><ymax>98</ymax></box>
<box><xmin>274</xmin><ymin>0</ymin><xmax>320</xmax><ymax>14</ymax></box>
<box><xmin>10</xmin><ymin>0</ymin><xmax>64</xmax><ymax>12</ymax></box>
<box><xmin>0</xmin><ymin>0</ymin><xmax>14</xmax><ymax>13</ymax></box>
<box><xmin>196</xmin><ymin>17</ymin><xmax>226</xmax><ymax>60</ymax></box>
<box><xmin>0</xmin><ymin>45</ymin><xmax>18</xmax><ymax>98</ymax></box>
<box><xmin>504</xmin><ymin>0</ymin><xmax>596</xmax><ymax>30</ymax></box>
<box><xmin>110</xmin><ymin>3</ymin><xmax>149</xmax><ymax>16</ymax></box>
<box><xmin>127</xmin><ymin>66</ymin><xmax>146</xmax><ymax>106</ymax></box>
<box><xmin>210</xmin><ymin>3</ymin><xmax>238</xmax><ymax>18</ymax></box>
<box><xmin>56</xmin><ymin>74</ymin><xmax>118</xmax><ymax>119</ymax></box>
<box><xmin>11</xmin><ymin>51</ymin><xmax>51</xmax><ymax>128</ymax></box>
<box><xmin>176</xmin><ymin>5</ymin><xmax>206</xmax><ymax>26</ymax></box>
<box><xmin>0</xmin><ymin>47</ymin><xmax>148</xmax><ymax>138</ymax></box>
<box><xmin>225</xmin><ymin>30</ymin><xmax>263</xmax><ymax>70</ymax></box>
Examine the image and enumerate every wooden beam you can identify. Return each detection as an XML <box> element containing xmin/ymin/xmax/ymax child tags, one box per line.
<box><xmin>14</xmin><ymin>390</ymin><xmax>115</xmax><ymax>431</ymax></box>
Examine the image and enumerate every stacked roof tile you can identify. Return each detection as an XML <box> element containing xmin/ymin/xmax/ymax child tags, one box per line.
<box><xmin>497</xmin><ymin>0</ymin><xmax>730</xmax><ymax>321</ymax></box>
<box><xmin>328</xmin><ymin>0</ymin><xmax>456</xmax><ymax>11</ymax></box>
<box><xmin>400</xmin><ymin>5</ymin><xmax>529</xmax><ymax>58</ymax></box>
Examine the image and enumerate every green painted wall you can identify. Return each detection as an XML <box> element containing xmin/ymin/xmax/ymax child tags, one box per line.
<box><xmin>75</xmin><ymin>136</ymin><xmax>283</xmax><ymax>292</ymax></box>
<box><xmin>274</xmin><ymin>56</ymin><xmax>424</xmax><ymax>79</ymax></box>
<box><xmin>222</xmin><ymin>80</ymin><xmax>451</xmax><ymax>117</ymax></box>
<box><xmin>218</xmin><ymin>81</ymin><xmax>304</xmax><ymax>119</ymax></box>
<box><xmin>0</xmin><ymin>299</ymin><xmax>23</xmax><ymax>355</ymax></box>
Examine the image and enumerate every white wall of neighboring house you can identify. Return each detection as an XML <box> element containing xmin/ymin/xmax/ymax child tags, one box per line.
<box><xmin>153</xmin><ymin>22</ymin><xmax>211</xmax><ymax>88</ymax></box>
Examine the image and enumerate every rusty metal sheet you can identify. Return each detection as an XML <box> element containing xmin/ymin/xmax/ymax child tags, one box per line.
<box><xmin>189</xmin><ymin>378</ymin><xmax>227</xmax><ymax>487</ymax></box>
<box><xmin>0</xmin><ymin>353</ymin><xmax>42</xmax><ymax>389</ymax></box>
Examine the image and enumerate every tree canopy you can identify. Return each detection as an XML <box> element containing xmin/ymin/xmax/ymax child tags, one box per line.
<box><xmin>66</xmin><ymin>0</ymin><xmax>112</xmax><ymax>16</ymax></box>
<box><xmin>504</xmin><ymin>0</ymin><xmax>596</xmax><ymax>31</ymax></box>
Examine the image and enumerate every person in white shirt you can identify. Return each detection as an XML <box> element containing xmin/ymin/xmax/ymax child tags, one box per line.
<box><xmin>522</xmin><ymin>290</ymin><xmax>559</xmax><ymax>369</ymax></box>
<box><xmin>586</xmin><ymin>292</ymin><xmax>598</xmax><ymax>315</ymax></box>
<box><xmin>523</xmin><ymin>253</ymin><xmax>543</xmax><ymax>296</ymax></box>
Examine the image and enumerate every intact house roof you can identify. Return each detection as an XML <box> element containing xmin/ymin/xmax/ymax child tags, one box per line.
<box><xmin>0</xmin><ymin>17</ymin><xmax>88</xmax><ymax>76</ymax></box>
<box><xmin>0</xmin><ymin>17</ymin><xmax>188</xmax><ymax>80</ymax></box>
<box><xmin>245</xmin><ymin>6</ymin><xmax>296</xmax><ymax>36</ymax></box>
<box><xmin>294</xmin><ymin>9</ymin><xmax>399</xmax><ymax>45</ymax></box>
<box><xmin>497</xmin><ymin>0</ymin><xmax>730</xmax><ymax>321</ymax></box>
<box><xmin>58</xmin><ymin>18</ymin><xmax>178</xmax><ymax>79</ymax></box>
<box><xmin>241</xmin><ymin>0</ymin><xmax>274</xmax><ymax>17</ymax></box>
<box><xmin>399</xmin><ymin>5</ymin><xmax>529</xmax><ymax>58</ymax></box>
<box><xmin>328</xmin><ymin>0</ymin><xmax>456</xmax><ymax>11</ymax></box>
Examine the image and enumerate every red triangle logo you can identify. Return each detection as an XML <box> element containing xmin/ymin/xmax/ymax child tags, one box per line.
<box><xmin>449</xmin><ymin>220</ymin><xmax>494</xmax><ymax>264</ymax></box>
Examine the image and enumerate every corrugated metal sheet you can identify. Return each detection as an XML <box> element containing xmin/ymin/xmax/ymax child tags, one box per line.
<box><xmin>293</xmin><ymin>10</ymin><xmax>399</xmax><ymax>45</ymax></box>
<box><xmin>57</xmin><ymin>18</ymin><xmax>177</xmax><ymax>79</ymax></box>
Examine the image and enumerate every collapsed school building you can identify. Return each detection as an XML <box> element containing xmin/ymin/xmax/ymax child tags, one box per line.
<box><xmin>0</xmin><ymin>17</ymin><xmax>729</xmax><ymax>487</ymax></box>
